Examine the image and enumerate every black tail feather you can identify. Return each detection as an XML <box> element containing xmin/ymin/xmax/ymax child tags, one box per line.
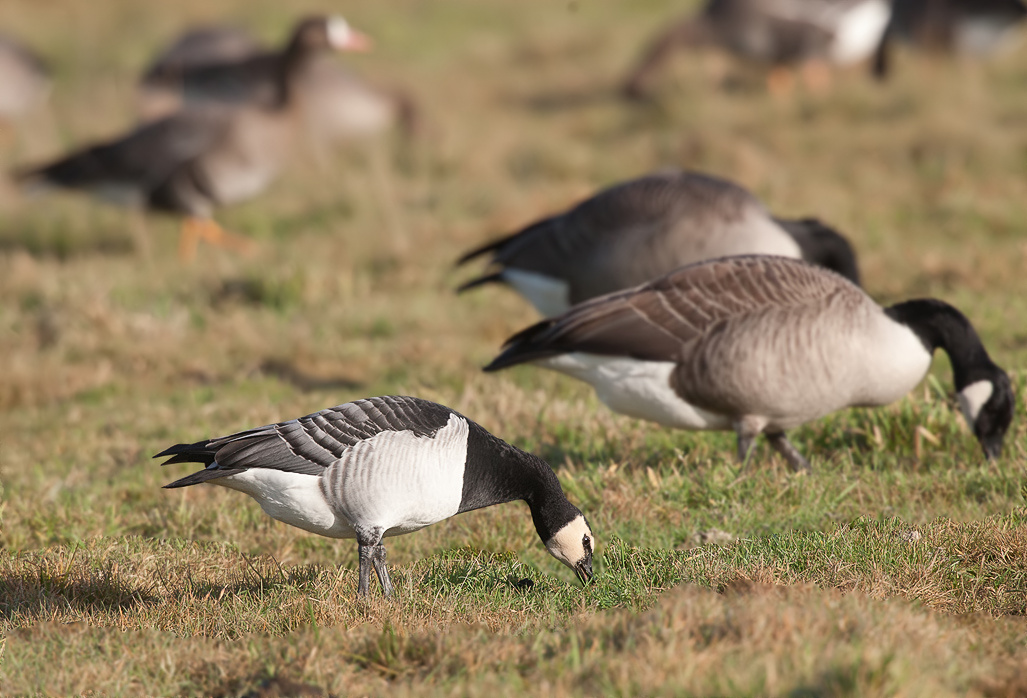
<box><xmin>456</xmin><ymin>272</ymin><xmax>506</xmax><ymax>294</ymax></box>
<box><xmin>163</xmin><ymin>467</ymin><xmax>246</xmax><ymax>489</ymax></box>
<box><xmin>153</xmin><ymin>440</ymin><xmax>217</xmax><ymax>467</ymax></box>
<box><xmin>455</xmin><ymin>231</ymin><xmax>518</xmax><ymax>267</ymax></box>
<box><xmin>483</xmin><ymin>318</ymin><xmax>560</xmax><ymax>372</ymax></box>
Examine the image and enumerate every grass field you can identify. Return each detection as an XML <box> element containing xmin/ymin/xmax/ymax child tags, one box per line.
<box><xmin>2</xmin><ymin>0</ymin><xmax>1027</xmax><ymax>694</ymax></box>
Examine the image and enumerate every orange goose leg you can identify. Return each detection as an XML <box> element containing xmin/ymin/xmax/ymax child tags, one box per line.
<box><xmin>178</xmin><ymin>217</ymin><xmax>256</xmax><ymax>262</ymax></box>
<box><xmin>766</xmin><ymin>67</ymin><xmax>795</xmax><ymax>97</ymax></box>
<box><xmin>800</xmin><ymin>59</ymin><xmax>832</xmax><ymax>93</ymax></box>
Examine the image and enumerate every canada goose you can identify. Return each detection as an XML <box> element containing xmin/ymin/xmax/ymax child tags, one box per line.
<box><xmin>0</xmin><ymin>33</ymin><xmax>50</xmax><ymax>122</ymax></box>
<box><xmin>457</xmin><ymin>171</ymin><xmax>860</xmax><ymax>317</ymax></box>
<box><xmin>138</xmin><ymin>25</ymin><xmax>267</xmax><ymax>120</ymax></box>
<box><xmin>14</xmin><ymin>16</ymin><xmax>369</xmax><ymax>261</ymax></box>
<box><xmin>622</xmin><ymin>0</ymin><xmax>892</xmax><ymax>98</ymax></box>
<box><xmin>155</xmin><ymin>395</ymin><xmax>595</xmax><ymax>596</ymax></box>
<box><xmin>139</xmin><ymin>19</ymin><xmax>412</xmax><ymax>145</ymax></box>
<box><xmin>873</xmin><ymin>0</ymin><xmax>1026</xmax><ymax>78</ymax></box>
<box><xmin>484</xmin><ymin>256</ymin><xmax>1013</xmax><ymax>471</ymax></box>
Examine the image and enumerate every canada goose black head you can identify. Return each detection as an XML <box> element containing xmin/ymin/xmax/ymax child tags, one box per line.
<box><xmin>884</xmin><ymin>298</ymin><xmax>1014</xmax><ymax>460</ymax></box>
<box><xmin>956</xmin><ymin>363</ymin><xmax>1014</xmax><ymax>461</ymax></box>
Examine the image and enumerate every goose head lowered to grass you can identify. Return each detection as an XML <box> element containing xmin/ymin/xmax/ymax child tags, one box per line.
<box><xmin>155</xmin><ymin>395</ymin><xmax>595</xmax><ymax>596</ymax></box>
<box><xmin>484</xmin><ymin>256</ymin><xmax>1013</xmax><ymax>471</ymax></box>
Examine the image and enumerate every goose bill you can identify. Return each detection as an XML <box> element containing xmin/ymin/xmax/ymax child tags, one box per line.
<box><xmin>575</xmin><ymin>557</ymin><xmax>594</xmax><ymax>585</ymax></box>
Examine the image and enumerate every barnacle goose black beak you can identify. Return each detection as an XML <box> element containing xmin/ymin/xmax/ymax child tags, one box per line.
<box><xmin>575</xmin><ymin>554</ymin><xmax>594</xmax><ymax>586</ymax></box>
<box><xmin>980</xmin><ymin>433</ymin><xmax>1004</xmax><ymax>461</ymax></box>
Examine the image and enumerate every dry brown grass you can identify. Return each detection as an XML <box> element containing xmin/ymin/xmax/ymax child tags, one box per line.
<box><xmin>2</xmin><ymin>0</ymin><xmax>1027</xmax><ymax>694</ymax></box>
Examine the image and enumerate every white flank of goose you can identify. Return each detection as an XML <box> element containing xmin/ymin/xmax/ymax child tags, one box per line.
<box><xmin>457</xmin><ymin>170</ymin><xmax>860</xmax><ymax>317</ymax></box>
<box><xmin>155</xmin><ymin>395</ymin><xmax>595</xmax><ymax>596</ymax></box>
<box><xmin>484</xmin><ymin>256</ymin><xmax>1014</xmax><ymax>472</ymax></box>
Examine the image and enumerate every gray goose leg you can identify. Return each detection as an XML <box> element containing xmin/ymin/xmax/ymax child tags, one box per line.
<box><xmin>734</xmin><ymin>418</ymin><xmax>762</xmax><ymax>467</ymax></box>
<box><xmin>357</xmin><ymin>544</ymin><xmax>374</xmax><ymax>596</ymax></box>
<box><xmin>356</xmin><ymin>527</ymin><xmax>386</xmax><ymax>597</ymax></box>
<box><xmin>766</xmin><ymin>432</ymin><xmax>812</xmax><ymax>473</ymax></box>
<box><xmin>372</xmin><ymin>544</ymin><xmax>394</xmax><ymax>597</ymax></box>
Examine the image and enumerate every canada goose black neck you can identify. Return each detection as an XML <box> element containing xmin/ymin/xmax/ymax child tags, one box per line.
<box><xmin>775</xmin><ymin>218</ymin><xmax>861</xmax><ymax>286</ymax></box>
<box><xmin>885</xmin><ymin>299</ymin><xmax>998</xmax><ymax>390</ymax></box>
<box><xmin>460</xmin><ymin>423</ymin><xmax>581</xmax><ymax>542</ymax></box>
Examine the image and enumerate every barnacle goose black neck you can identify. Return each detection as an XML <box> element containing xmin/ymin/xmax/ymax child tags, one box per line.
<box><xmin>154</xmin><ymin>395</ymin><xmax>595</xmax><ymax>596</ymax></box>
<box><xmin>456</xmin><ymin>170</ymin><xmax>860</xmax><ymax>317</ymax></box>
<box><xmin>484</xmin><ymin>256</ymin><xmax>1013</xmax><ymax>471</ymax></box>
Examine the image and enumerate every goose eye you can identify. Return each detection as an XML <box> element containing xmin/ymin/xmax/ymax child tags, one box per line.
<box><xmin>582</xmin><ymin>535</ymin><xmax>592</xmax><ymax>553</ymax></box>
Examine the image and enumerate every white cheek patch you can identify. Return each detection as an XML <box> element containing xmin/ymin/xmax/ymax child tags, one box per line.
<box><xmin>327</xmin><ymin>17</ymin><xmax>352</xmax><ymax>49</ymax></box>
<box><xmin>545</xmin><ymin>514</ymin><xmax>591</xmax><ymax>569</ymax></box>
<box><xmin>958</xmin><ymin>380</ymin><xmax>994</xmax><ymax>426</ymax></box>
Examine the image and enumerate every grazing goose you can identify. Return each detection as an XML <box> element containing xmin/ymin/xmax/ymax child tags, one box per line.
<box><xmin>484</xmin><ymin>256</ymin><xmax>1013</xmax><ymax>471</ymax></box>
<box><xmin>14</xmin><ymin>16</ymin><xmax>369</xmax><ymax>261</ymax></box>
<box><xmin>0</xmin><ymin>33</ymin><xmax>50</xmax><ymax>122</ymax></box>
<box><xmin>139</xmin><ymin>19</ymin><xmax>412</xmax><ymax>146</ymax></box>
<box><xmin>622</xmin><ymin>0</ymin><xmax>892</xmax><ymax>98</ymax></box>
<box><xmin>155</xmin><ymin>395</ymin><xmax>595</xmax><ymax>596</ymax></box>
<box><xmin>140</xmin><ymin>16</ymin><xmax>370</xmax><ymax>109</ymax></box>
<box><xmin>457</xmin><ymin>171</ymin><xmax>860</xmax><ymax>317</ymax></box>
<box><xmin>873</xmin><ymin>0</ymin><xmax>1027</xmax><ymax>78</ymax></box>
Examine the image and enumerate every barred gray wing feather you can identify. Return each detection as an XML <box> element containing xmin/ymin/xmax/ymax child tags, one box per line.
<box><xmin>155</xmin><ymin>396</ymin><xmax>458</xmax><ymax>483</ymax></box>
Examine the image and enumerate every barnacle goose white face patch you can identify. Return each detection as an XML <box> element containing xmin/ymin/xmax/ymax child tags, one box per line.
<box><xmin>958</xmin><ymin>380</ymin><xmax>995</xmax><ymax>427</ymax></box>
<box><xmin>545</xmin><ymin>514</ymin><xmax>594</xmax><ymax>570</ymax></box>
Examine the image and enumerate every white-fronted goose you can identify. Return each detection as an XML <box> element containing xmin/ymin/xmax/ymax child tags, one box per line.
<box><xmin>139</xmin><ymin>18</ymin><xmax>412</xmax><ymax>145</ymax></box>
<box><xmin>485</xmin><ymin>256</ymin><xmax>1013</xmax><ymax>471</ymax></box>
<box><xmin>155</xmin><ymin>395</ymin><xmax>596</xmax><ymax>596</ymax></box>
<box><xmin>457</xmin><ymin>171</ymin><xmax>860</xmax><ymax>317</ymax></box>
<box><xmin>0</xmin><ymin>33</ymin><xmax>50</xmax><ymax>121</ymax></box>
<box><xmin>873</xmin><ymin>0</ymin><xmax>1027</xmax><ymax>78</ymax></box>
<box><xmin>140</xmin><ymin>16</ymin><xmax>370</xmax><ymax>109</ymax></box>
<box><xmin>622</xmin><ymin>0</ymin><xmax>892</xmax><ymax>98</ymax></box>
<box><xmin>15</xmin><ymin>16</ymin><xmax>369</xmax><ymax>260</ymax></box>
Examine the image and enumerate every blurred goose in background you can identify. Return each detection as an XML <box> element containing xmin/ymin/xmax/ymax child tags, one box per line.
<box><xmin>484</xmin><ymin>256</ymin><xmax>1013</xmax><ymax>471</ymax></box>
<box><xmin>457</xmin><ymin>170</ymin><xmax>860</xmax><ymax>317</ymax></box>
<box><xmin>622</xmin><ymin>0</ymin><xmax>892</xmax><ymax>98</ymax></box>
<box><xmin>138</xmin><ymin>17</ymin><xmax>413</xmax><ymax>145</ymax></box>
<box><xmin>156</xmin><ymin>395</ymin><xmax>596</xmax><ymax>596</ymax></box>
<box><xmin>0</xmin><ymin>32</ymin><xmax>50</xmax><ymax>123</ymax></box>
<box><xmin>14</xmin><ymin>16</ymin><xmax>370</xmax><ymax>261</ymax></box>
<box><xmin>137</xmin><ymin>24</ymin><xmax>267</xmax><ymax>120</ymax></box>
<box><xmin>873</xmin><ymin>0</ymin><xmax>1027</xmax><ymax>78</ymax></box>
